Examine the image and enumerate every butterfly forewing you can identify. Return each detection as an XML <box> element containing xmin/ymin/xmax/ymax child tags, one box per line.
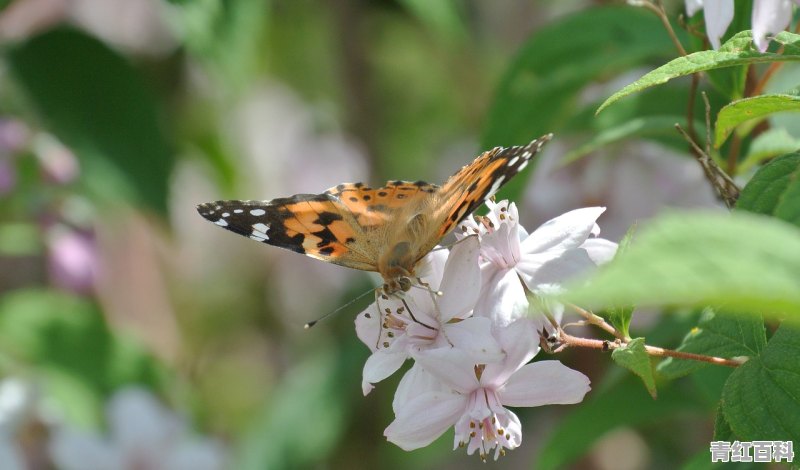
<box><xmin>196</xmin><ymin>195</ymin><xmax>377</xmax><ymax>271</ymax></box>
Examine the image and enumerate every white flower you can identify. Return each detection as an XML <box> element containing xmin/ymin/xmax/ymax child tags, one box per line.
<box><xmin>752</xmin><ymin>0</ymin><xmax>798</xmax><ymax>52</ymax></box>
<box><xmin>49</xmin><ymin>387</ymin><xmax>227</xmax><ymax>470</ymax></box>
<box><xmin>685</xmin><ymin>0</ymin><xmax>798</xmax><ymax>51</ymax></box>
<box><xmin>384</xmin><ymin>319</ymin><xmax>590</xmax><ymax>461</ymax></box>
<box><xmin>685</xmin><ymin>0</ymin><xmax>734</xmax><ymax>49</ymax></box>
<box><xmin>458</xmin><ymin>201</ymin><xmax>617</xmax><ymax>327</ymax></box>
<box><xmin>355</xmin><ymin>236</ymin><xmax>503</xmax><ymax>395</ymax></box>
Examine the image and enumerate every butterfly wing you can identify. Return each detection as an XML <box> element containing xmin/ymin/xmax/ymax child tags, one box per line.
<box><xmin>431</xmin><ymin>134</ymin><xmax>552</xmax><ymax>240</ymax></box>
<box><xmin>196</xmin><ymin>194</ymin><xmax>379</xmax><ymax>271</ymax></box>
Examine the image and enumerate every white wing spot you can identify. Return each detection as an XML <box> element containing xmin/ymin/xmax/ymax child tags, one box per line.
<box><xmin>507</xmin><ymin>156</ymin><xmax>519</xmax><ymax>167</ymax></box>
<box><xmin>487</xmin><ymin>175</ymin><xmax>505</xmax><ymax>198</ymax></box>
<box><xmin>249</xmin><ymin>235</ymin><xmax>267</xmax><ymax>242</ymax></box>
<box><xmin>234</xmin><ymin>209</ymin><xmax>244</xmax><ymax>214</ymax></box>
<box><xmin>222</xmin><ymin>212</ymin><xmax>230</xmax><ymax>217</ymax></box>
<box><xmin>522</xmin><ymin>151</ymin><xmax>532</xmax><ymax>159</ymax></box>
<box><xmin>215</xmin><ymin>219</ymin><xmax>228</xmax><ymax>227</ymax></box>
<box><xmin>518</xmin><ymin>160</ymin><xmax>529</xmax><ymax>171</ymax></box>
<box><xmin>252</xmin><ymin>223</ymin><xmax>269</xmax><ymax>236</ymax></box>
<box><xmin>250</xmin><ymin>209</ymin><xmax>266</xmax><ymax>216</ymax></box>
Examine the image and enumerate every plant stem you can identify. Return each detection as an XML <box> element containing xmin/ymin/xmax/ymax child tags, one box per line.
<box><xmin>558</xmin><ymin>332</ymin><xmax>744</xmax><ymax>368</ymax></box>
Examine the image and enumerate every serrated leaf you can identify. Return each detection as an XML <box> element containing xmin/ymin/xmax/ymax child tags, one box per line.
<box><xmin>715</xmin><ymin>94</ymin><xmax>800</xmax><ymax>147</ymax></box>
<box><xmin>721</xmin><ymin>324</ymin><xmax>800</xmax><ymax>448</ymax></box>
<box><xmin>7</xmin><ymin>28</ymin><xmax>174</xmax><ymax>213</ymax></box>
<box><xmin>611</xmin><ymin>338</ymin><xmax>657</xmax><ymax>398</ymax></box>
<box><xmin>658</xmin><ymin>308</ymin><xmax>766</xmax><ymax>379</ymax></box>
<box><xmin>736</xmin><ymin>152</ymin><xmax>800</xmax><ymax>227</ymax></box>
<box><xmin>597</xmin><ymin>30</ymin><xmax>800</xmax><ymax>114</ymax></box>
<box><xmin>738</xmin><ymin>128</ymin><xmax>800</xmax><ymax>174</ymax></box>
<box><xmin>565</xmin><ymin>211</ymin><xmax>800</xmax><ymax>319</ymax></box>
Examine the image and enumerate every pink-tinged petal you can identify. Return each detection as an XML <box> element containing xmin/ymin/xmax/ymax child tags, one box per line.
<box><xmin>483</xmin><ymin>319</ymin><xmax>540</xmax><ymax>386</ymax></box>
<box><xmin>581</xmin><ymin>237</ymin><xmax>618</xmax><ymax>266</ymax></box>
<box><xmin>355</xmin><ymin>304</ymin><xmax>381</xmax><ymax>352</ymax></box>
<box><xmin>520</xmin><ymin>207</ymin><xmax>606</xmax><ymax>254</ymax></box>
<box><xmin>474</xmin><ymin>266</ymin><xmax>528</xmax><ymax>327</ymax></box>
<box><xmin>752</xmin><ymin>0</ymin><xmax>793</xmax><ymax>51</ymax></box>
<box><xmin>362</xmin><ymin>346</ymin><xmax>408</xmax><ymax>395</ymax></box>
<box><xmin>445</xmin><ymin>317</ymin><xmax>505</xmax><ymax>364</ymax></box>
<box><xmin>413</xmin><ymin>347</ymin><xmax>479</xmax><ymax>393</ymax></box>
<box><xmin>384</xmin><ymin>392</ymin><xmax>466</xmax><ymax>450</ymax></box>
<box><xmin>393</xmin><ymin>364</ymin><xmax>448</xmax><ymax>413</ymax></box>
<box><xmin>438</xmin><ymin>236</ymin><xmax>481</xmax><ymax>321</ymax></box>
<box><xmin>498</xmin><ymin>361</ymin><xmax>591</xmax><ymax>407</ymax></box>
<box><xmin>703</xmin><ymin>0</ymin><xmax>734</xmax><ymax>49</ymax></box>
<box><xmin>517</xmin><ymin>248</ymin><xmax>594</xmax><ymax>292</ymax></box>
<box><xmin>415</xmin><ymin>247</ymin><xmax>448</xmax><ymax>290</ymax></box>
<box><xmin>686</xmin><ymin>0</ymin><xmax>704</xmax><ymax>16</ymax></box>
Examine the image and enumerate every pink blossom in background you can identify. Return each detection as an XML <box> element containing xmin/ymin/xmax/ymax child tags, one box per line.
<box><xmin>47</xmin><ymin>225</ymin><xmax>98</xmax><ymax>295</ymax></box>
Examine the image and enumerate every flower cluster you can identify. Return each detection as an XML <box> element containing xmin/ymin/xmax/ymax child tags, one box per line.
<box><xmin>355</xmin><ymin>201</ymin><xmax>617</xmax><ymax>460</ymax></box>
<box><xmin>685</xmin><ymin>0</ymin><xmax>799</xmax><ymax>51</ymax></box>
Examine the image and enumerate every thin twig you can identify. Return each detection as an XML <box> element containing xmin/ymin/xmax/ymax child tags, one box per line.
<box><xmin>558</xmin><ymin>332</ymin><xmax>744</xmax><ymax>368</ymax></box>
<box><xmin>640</xmin><ymin>1</ymin><xmax>688</xmax><ymax>56</ymax></box>
<box><xmin>675</xmin><ymin>123</ymin><xmax>740</xmax><ymax>208</ymax></box>
<box><xmin>568</xmin><ymin>304</ymin><xmax>626</xmax><ymax>340</ymax></box>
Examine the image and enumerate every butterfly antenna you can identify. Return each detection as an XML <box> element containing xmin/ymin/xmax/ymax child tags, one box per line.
<box><xmin>304</xmin><ymin>287</ymin><xmax>375</xmax><ymax>329</ymax></box>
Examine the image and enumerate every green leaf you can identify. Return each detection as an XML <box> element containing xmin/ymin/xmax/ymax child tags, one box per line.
<box><xmin>736</xmin><ymin>152</ymin><xmax>800</xmax><ymax>227</ymax></box>
<box><xmin>561</xmin><ymin>115</ymin><xmax>702</xmax><ymax>165</ymax></box>
<box><xmin>602</xmin><ymin>225</ymin><xmax>637</xmax><ymax>338</ymax></box>
<box><xmin>536</xmin><ymin>375</ymin><xmax>708</xmax><ymax>470</ymax></box>
<box><xmin>658</xmin><ymin>308</ymin><xmax>767</xmax><ymax>379</ymax></box>
<box><xmin>0</xmin><ymin>289</ymin><xmax>167</xmax><ymax>396</ymax></box>
<box><xmin>738</xmin><ymin>128</ymin><xmax>800</xmax><ymax>174</ymax></box>
<box><xmin>597</xmin><ymin>31</ymin><xmax>800</xmax><ymax>114</ymax></box>
<box><xmin>397</xmin><ymin>0</ymin><xmax>466</xmax><ymax>41</ymax></box>
<box><xmin>721</xmin><ymin>324</ymin><xmax>800</xmax><ymax>448</ymax></box>
<box><xmin>714</xmin><ymin>404</ymin><xmax>736</xmax><ymax>441</ymax></box>
<box><xmin>483</xmin><ymin>5</ymin><xmax>679</xmax><ymax>147</ymax></box>
<box><xmin>565</xmin><ymin>211</ymin><xmax>800</xmax><ymax>319</ymax></box>
<box><xmin>612</xmin><ymin>338</ymin><xmax>657</xmax><ymax>398</ymax></box>
<box><xmin>7</xmin><ymin>28</ymin><xmax>174</xmax><ymax>213</ymax></box>
<box><xmin>715</xmin><ymin>94</ymin><xmax>800</xmax><ymax>147</ymax></box>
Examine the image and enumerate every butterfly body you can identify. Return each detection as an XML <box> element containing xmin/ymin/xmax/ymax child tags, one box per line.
<box><xmin>197</xmin><ymin>134</ymin><xmax>552</xmax><ymax>295</ymax></box>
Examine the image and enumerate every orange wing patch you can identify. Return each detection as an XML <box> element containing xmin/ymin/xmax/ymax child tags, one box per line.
<box><xmin>326</xmin><ymin>181</ymin><xmax>440</xmax><ymax>227</ymax></box>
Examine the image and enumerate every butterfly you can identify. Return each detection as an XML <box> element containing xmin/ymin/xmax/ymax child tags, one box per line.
<box><xmin>197</xmin><ymin>134</ymin><xmax>552</xmax><ymax>296</ymax></box>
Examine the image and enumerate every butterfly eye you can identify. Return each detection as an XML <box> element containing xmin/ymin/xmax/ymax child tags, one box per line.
<box><xmin>399</xmin><ymin>277</ymin><xmax>412</xmax><ymax>292</ymax></box>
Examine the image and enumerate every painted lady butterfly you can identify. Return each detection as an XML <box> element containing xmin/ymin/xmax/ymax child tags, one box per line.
<box><xmin>197</xmin><ymin>134</ymin><xmax>552</xmax><ymax>295</ymax></box>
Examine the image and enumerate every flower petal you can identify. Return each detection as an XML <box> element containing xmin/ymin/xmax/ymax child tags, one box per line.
<box><xmin>415</xmin><ymin>247</ymin><xmax>449</xmax><ymax>290</ymax></box>
<box><xmin>474</xmin><ymin>266</ymin><xmax>528</xmax><ymax>327</ymax></box>
<box><xmin>413</xmin><ymin>347</ymin><xmax>479</xmax><ymax>393</ymax></box>
<box><xmin>445</xmin><ymin>316</ymin><xmax>505</xmax><ymax>364</ymax></box>
<box><xmin>517</xmin><ymin>247</ymin><xmax>595</xmax><ymax>292</ymax></box>
<box><xmin>498</xmin><ymin>361</ymin><xmax>591</xmax><ymax>407</ymax></box>
<box><xmin>581</xmin><ymin>237</ymin><xmax>618</xmax><ymax>266</ymax></box>
<box><xmin>355</xmin><ymin>304</ymin><xmax>381</xmax><ymax>352</ymax></box>
<box><xmin>752</xmin><ymin>0</ymin><xmax>793</xmax><ymax>52</ymax></box>
<box><xmin>384</xmin><ymin>391</ymin><xmax>466</xmax><ymax>451</ymax></box>
<box><xmin>393</xmin><ymin>364</ymin><xmax>448</xmax><ymax>414</ymax></box>
<box><xmin>685</xmin><ymin>0</ymin><xmax>704</xmax><ymax>16</ymax></box>
<box><xmin>49</xmin><ymin>428</ymin><xmax>121</xmax><ymax>470</ymax></box>
<box><xmin>483</xmin><ymin>318</ymin><xmax>540</xmax><ymax>386</ymax></box>
<box><xmin>362</xmin><ymin>345</ymin><xmax>408</xmax><ymax>395</ymax></box>
<box><xmin>703</xmin><ymin>0</ymin><xmax>734</xmax><ymax>49</ymax></box>
<box><xmin>437</xmin><ymin>236</ymin><xmax>481</xmax><ymax>321</ymax></box>
<box><xmin>164</xmin><ymin>440</ymin><xmax>227</xmax><ymax>470</ymax></box>
<box><xmin>520</xmin><ymin>207</ymin><xmax>606</xmax><ymax>254</ymax></box>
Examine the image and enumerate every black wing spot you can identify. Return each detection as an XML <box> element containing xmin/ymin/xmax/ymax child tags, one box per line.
<box><xmin>349</xmin><ymin>197</ymin><xmax>358</xmax><ymax>202</ymax></box>
<box><xmin>319</xmin><ymin>246</ymin><xmax>335</xmax><ymax>256</ymax></box>
<box><xmin>313</xmin><ymin>211</ymin><xmax>343</xmax><ymax>226</ymax></box>
<box><xmin>378</xmin><ymin>191</ymin><xmax>388</xmax><ymax>197</ymax></box>
<box><xmin>363</xmin><ymin>195</ymin><xmax>371</xmax><ymax>201</ymax></box>
<box><xmin>354</xmin><ymin>182</ymin><xmax>364</xmax><ymax>188</ymax></box>
<box><xmin>345</xmin><ymin>237</ymin><xmax>356</xmax><ymax>244</ymax></box>
<box><xmin>413</xmin><ymin>180</ymin><xmax>427</xmax><ymax>187</ymax></box>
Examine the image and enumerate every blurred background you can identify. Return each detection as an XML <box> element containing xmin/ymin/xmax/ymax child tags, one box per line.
<box><xmin>2</xmin><ymin>0</ymin><xmax>787</xmax><ymax>468</ymax></box>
